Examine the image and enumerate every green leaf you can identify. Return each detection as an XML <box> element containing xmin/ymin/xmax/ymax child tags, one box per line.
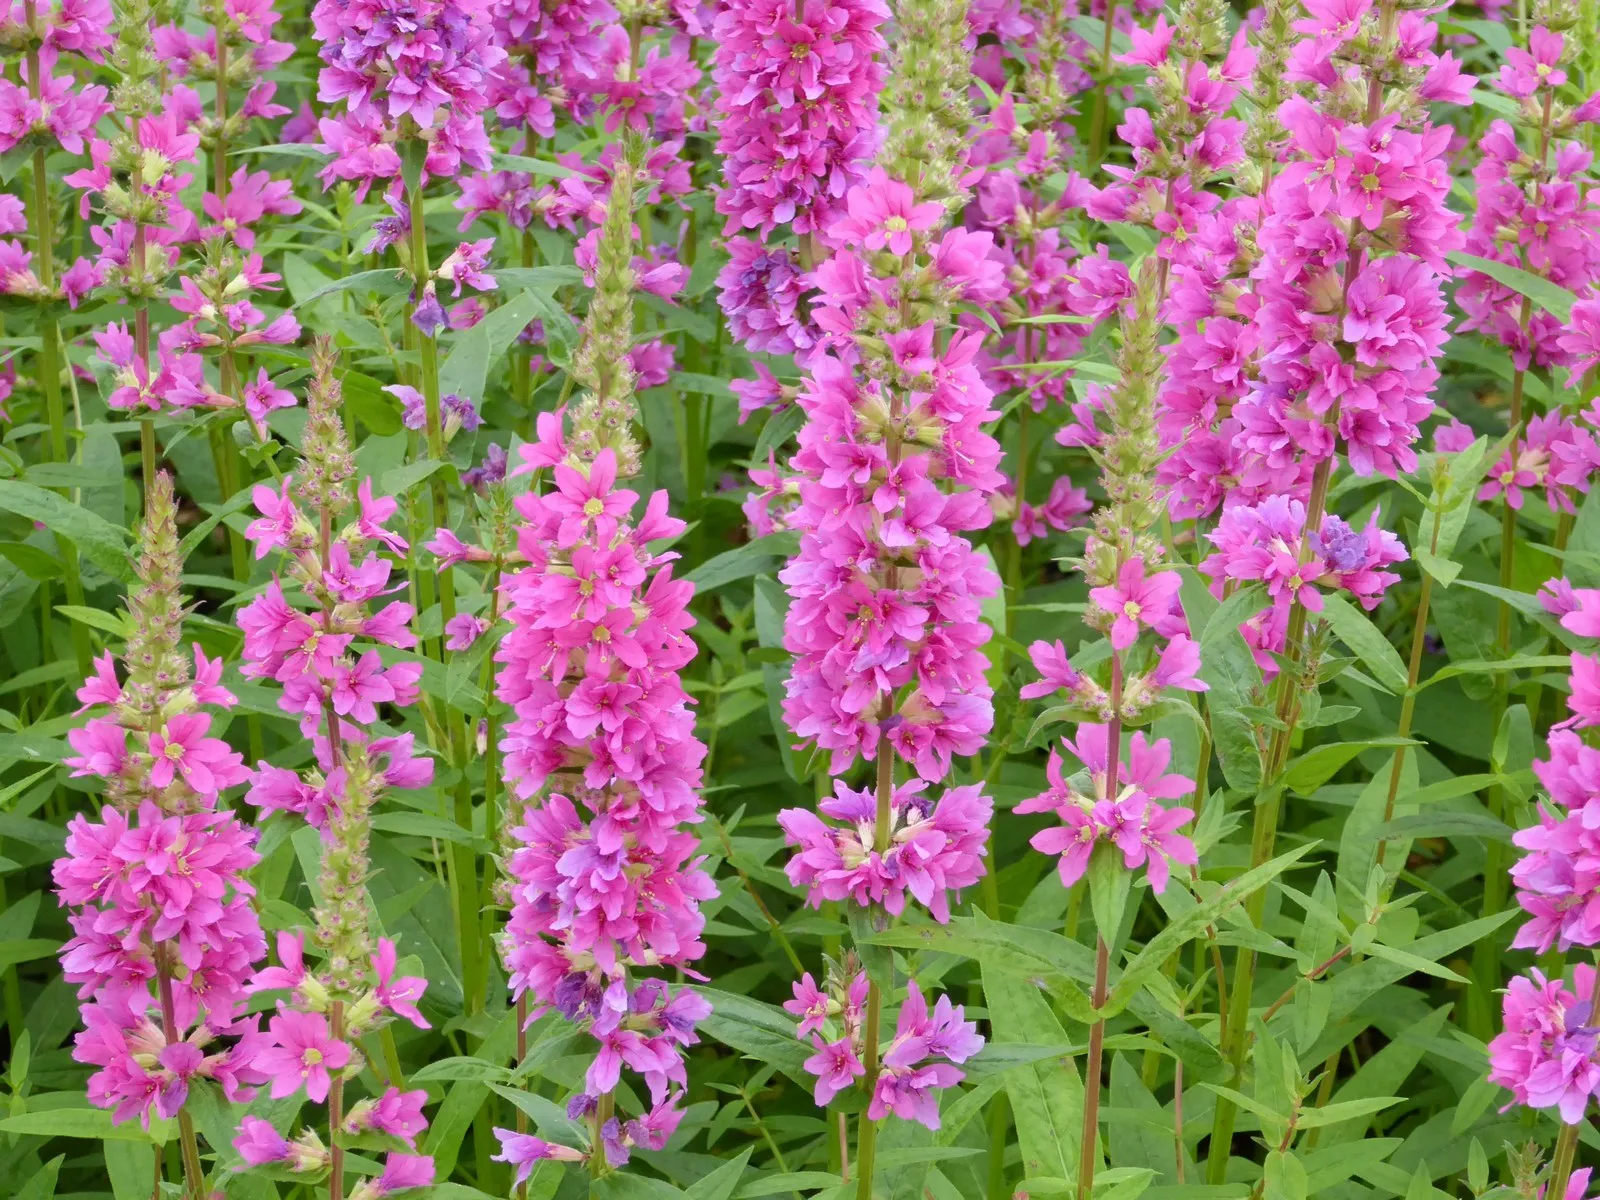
<box><xmin>1294</xmin><ymin>1096</ymin><xmax>1403</xmax><ymax>1129</ymax></box>
<box><xmin>1413</xmin><ymin>548</ymin><xmax>1461</xmax><ymax>587</ymax></box>
<box><xmin>685</xmin><ymin>532</ymin><xmax>800</xmax><ymax>592</ymax></box>
<box><xmin>0</xmin><ymin>938</ymin><xmax>59</xmax><ymax>970</ymax></box>
<box><xmin>0</xmin><ymin>481</ymin><xmax>133</xmax><ymax>582</ymax></box>
<box><xmin>54</xmin><ymin>605</ymin><xmax>132</xmax><ymax>637</ymax></box>
<box><xmin>370</xmin><ymin>811</ymin><xmax>483</xmax><ymax>847</ymax></box>
<box><xmin>409</xmin><ymin>1057</ymin><xmax>514</xmax><ymax>1084</ymax></box>
<box><xmin>1108</xmin><ymin>844</ymin><xmax>1316</xmax><ymax>1014</ymax></box>
<box><xmin>17</xmin><ymin>1155</ymin><xmax>62</xmax><ymax>1200</ymax></box>
<box><xmin>490</xmin><ymin>152</ymin><xmax>576</xmax><ymax>179</ymax></box>
<box><xmin>178</xmin><ymin>488</ymin><xmax>259</xmax><ymax>558</ymax></box>
<box><xmin>752</xmin><ymin>404</ymin><xmax>805</xmax><ymax>462</ymax></box>
<box><xmin>695</xmin><ymin>988</ymin><xmax>813</xmax><ymax>1086</ymax></box>
<box><xmin>439</xmin><ymin>289</ymin><xmax>546</xmax><ymax>404</ymax></box>
<box><xmin>597</xmin><ymin>1174</ymin><xmax>692</xmax><ymax>1199</ymax></box>
<box><xmin>0</xmin><ymin>1108</ymin><xmax>169</xmax><ymax>1143</ymax></box>
<box><xmin>1359</xmin><ymin>940</ymin><xmax>1466</xmax><ymax>983</ymax></box>
<box><xmin>380</xmin><ymin>458</ymin><xmax>450</xmax><ymax>499</ymax></box>
<box><xmin>1321</xmin><ymin>594</ymin><xmax>1408</xmax><ymax>695</ymax></box>
<box><xmin>982</xmin><ymin>967</ymin><xmax>1083</xmax><ymax>1186</ymax></box>
<box><xmin>0</xmin><ymin>542</ymin><xmax>64</xmax><ymax>580</ymax></box>
<box><xmin>685</xmin><ymin>1148</ymin><xmax>753</xmax><ymax>1200</ymax></box>
<box><xmin>291</xmin><ymin>268</ymin><xmax>406</xmax><ymax>309</ymax></box>
<box><xmin>1283</xmin><ymin>737</ymin><xmax>1418</xmax><ymax>796</ymax></box>
<box><xmin>231</xmin><ymin>142</ymin><xmax>331</xmax><ymax>160</ymax></box>
<box><xmin>1377</xmin><ymin>811</ymin><xmax>1512</xmax><ymax>843</ymax></box>
<box><xmin>1446</xmin><ymin>251</ymin><xmax>1576</xmax><ymax>322</ymax></box>
<box><xmin>1319</xmin><ymin>1008</ymin><xmax>1452</xmax><ymax>1147</ymax></box>
<box><xmin>1194</xmin><ymin>580</ymin><xmax>1267</xmax><ymax>790</ymax></box>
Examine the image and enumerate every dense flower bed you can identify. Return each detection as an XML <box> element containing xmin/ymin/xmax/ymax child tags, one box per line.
<box><xmin>1</xmin><ymin>0</ymin><xmax>1599</xmax><ymax>1196</ymax></box>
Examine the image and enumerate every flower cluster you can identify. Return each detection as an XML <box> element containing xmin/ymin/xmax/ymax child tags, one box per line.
<box><xmin>779</xmin><ymin>171</ymin><xmax>1006</xmax><ymax>780</ymax></box>
<box><xmin>489</xmin><ymin>158</ymin><xmax>715</xmax><ymax>1168</ymax></box>
<box><xmin>786</xmin><ymin>967</ymin><xmax>982</xmax><ymax>1129</ymax></box>
<box><xmin>1459</xmin><ymin>26</ymin><xmax>1600</xmax><ymax>376</ymax></box>
<box><xmin>1199</xmin><ymin>497</ymin><xmax>1407</xmax><ymax>671</ymax></box>
<box><xmin>313</xmin><ymin>0</ymin><xmax>507</xmax><ymax>192</ymax></box>
<box><xmin>493</xmin><ymin>442</ymin><xmax>716</xmax><ymax>1151</ymax></box>
<box><xmin>779</xmin><ymin>778</ymin><xmax>990</xmax><ymax>921</ymax></box>
<box><xmin>711</xmin><ymin>0</ymin><xmax>888</xmax><ymax>357</ymax></box>
<box><xmin>1490</xmin><ymin>964</ymin><xmax>1600</xmax><ymax>1125</ymax></box>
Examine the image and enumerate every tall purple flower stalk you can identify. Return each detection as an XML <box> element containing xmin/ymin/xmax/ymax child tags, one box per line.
<box><xmin>488</xmin><ymin>156</ymin><xmax>717</xmax><ymax>1184</ymax></box>
<box><xmin>54</xmin><ymin>471</ymin><xmax>262</xmax><ymax>1200</ymax></box>
<box><xmin>229</xmin><ymin>341</ymin><xmax>436</xmax><ymax>1200</ymax></box>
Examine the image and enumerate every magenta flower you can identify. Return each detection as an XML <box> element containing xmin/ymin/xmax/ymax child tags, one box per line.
<box><xmin>1489</xmin><ymin>965</ymin><xmax>1600</xmax><ymax>1123</ymax></box>
<box><xmin>349</xmin><ymin>1153</ymin><xmax>435</xmax><ymax>1200</ymax></box>
<box><xmin>344</xmin><ymin>1088</ymin><xmax>429</xmax><ymax>1146</ymax></box>
<box><xmin>1500</xmin><ymin>25</ymin><xmax>1567</xmax><ymax>97</ymax></box>
<box><xmin>803</xmin><ymin>1037</ymin><xmax>866</xmax><ymax>1106</ymax></box>
<box><xmin>492</xmin><ymin>1131</ymin><xmax>586</xmax><ymax>1184</ymax></box>
<box><xmin>147</xmin><ymin>712</ymin><xmax>250</xmax><ymax>797</ymax></box>
<box><xmin>779</xmin><ymin>780</ymin><xmax>991</xmax><ymax>921</ymax></box>
<box><xmin>1019</xmin><ymin>639</ymin><xmax>1082</xmax><ymax>700</ymax></box>
<box><xmin>829</xmin><ymin>169</ymin><xmax>945</xmax><ymax>256</ymax></box>
<box><xmin>256</xmin><ymin>1007</ymin><xmax>352</xmax><ymax>1102</ymax></box>
<box><xmin>233</xmin><ymin>1115</ymin><xmax>292</xmax><ymax>1166</ymax></box>
<box><xmin>372</xmin><ymin>938</ymin><xmax>429</xmax><ymax>1029</ymax></box>
<box><xmin>785</xmin><ymin>974</ymin><xmax>831</xmax><ymax>1038</ymax></box>
<box><xmin>1088</xmin><ymin>556</ymin><xmax>1182</xmax><ymax>650</ymax></box>
<box><xmin>864</xmin><ymin>981</ymin><xmax>981</xmax><ymax>1129</ymax></box>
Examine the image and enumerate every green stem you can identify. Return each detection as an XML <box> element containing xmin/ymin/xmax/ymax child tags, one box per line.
<box><xmin>1077</xmin><ymin>936</ymin><xmax>1109</xmax><ymax>1200</ymax></box>
<box><xmin>329</xmin><ymin>1000</ymin><xmax>346</xmax><ymax>1200</ymax></box>
<box><xmin>590</xmin><ymin>1091</ymin><xmax>614</xmax><ymax>1192</ymax></box>
<box><xmin>855</xmin><ymin>729</ymin><xmax>894</xmax><ymax>1200</ymax></box>
<box><xmin>406</xmin><ymin>183</ymin><xmax>458</xmax><ymax>652</ymax></box>
<box><xmin>1085</xmin><ymin>0</ymin><xmax>1119</xmax><ymax>171</ymax></box>
<box><xmin>985</xmin><ymin>1092</ymin><xmax>1010</xmax><ymax>1200</ymax></box>
<box><xmin>1375</xmin><ymin>498</ymin><xmax>1444</xmax><ymax>877</ymax></box>
<box><xmin>26</xmin><ymin>146</ymin><xmax>91</xmax><ymax>675</ymax></box>
<box><xmin>1209</xmin><ymin>440</ymin><xmax>1337</xmax><ymax>1184</ymax></box>
<box><xmin>156</xmin><ymin>963</ymin><xmax>206</xmax><ymax>1200</ymax></box>
<box><xmin>1548</xmin><ymin>1121</ymin><xmax>1580</xmax><ymax>1200</ymax></box>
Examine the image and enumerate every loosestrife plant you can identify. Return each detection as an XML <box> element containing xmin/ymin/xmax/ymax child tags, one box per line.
<box><xmin>5</xmin><ymin>0</ymin><xmax>1600</xmax><ymax>1197</ymax></box>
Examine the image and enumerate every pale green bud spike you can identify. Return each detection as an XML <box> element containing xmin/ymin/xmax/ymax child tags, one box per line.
<box><xmin>314</xmin><ymin>745</ymin><xmax>378</xmax><ymax>999</ymax></box>
<box><xmin>298</xmin><ymin>335</ymin><xmax>356</xmax><ymax>521</ymax></box>
<box><xmin>880</xmin><ymin>0</ymin><xmax>976</xmax><ymax>211</ymax></box>
<box><xmin>1080</xmin><ymin>260</ymin><xmax>1168</xmax><ymax>588</ymax></box>
<box><xmin>122</xmin><ymin>469</ymin><xmax>191</xmax><ymax>718</ymax></box>
<box><xmin>568</xmin><ymin>157</ymin><xmax>643</xmax><ymax>477</ymax></box>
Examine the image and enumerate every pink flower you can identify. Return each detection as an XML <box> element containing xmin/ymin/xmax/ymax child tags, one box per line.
<box><xmin>779</xmin><ymin>780</ymin><xmax>991</xmax><ymax>922</ymax></box>
<box><xmin>803</xmin><ymin>1036</ymin><xmax>865</xmax><ymax>1106</ymax></box>
<box><xmin>344</xmin><ymin>1087</ymin><xmax>429</xmax><ymax>1145</ymax></box>
<box><xmin>828</xmin><ymin>169</ymin><xmax>944</xmax><ymax>257</ymax></box>
<box><xmin>245</xmin><ymin>478</ymin><xmax>300</xmax><ymax>558</ymax></box>
<box><xmin>233</xmin><ymin>1116</ymin><xmax>291</xmax><ymax>1166</ymax></box>
<box><xmin>1020</xmin><ymin>639</ymin><xmax>1082</xmax><ymax>700</ymax></box>
<box><xmin>349</xmin><ymin>1153</ymin><xmax>435</xmax><ymax>1200</ymax></box>
<box><xmin>1500</xmin><ymin>26</ymin><xmax>1567</xmax><ymax>98</ymax></box>
<box><xmin>491</xmin><ymin>1131</ymin><xmax>586</xmax><ymax>1184</ymax></box>
<box><xmin>1088</xmin><ymin>557</ymin><xmax>1182</xmax><ymax>650</ymax></box>
<box><xmin>1489</xmin><ymin>966</ymin><xmax>1600</xmax><ymax>1123</ymax></box>
<box><xmin>785</xmin><ymin>974</ymin><xmax>831</xmax><ymax>1038</ymax></box>
<box><xmin>372</xmin><ymin>938</ymin><xmax>429</xmax><ymax>1028</ymax></box>
<box><xmin>148</xmin><ymin>712</ymin><xmax>250</xmax><ymax>797</ymax></box>
<box><xmin>444</xmin><ymin>613</ymin><xmax>489</xmax><ymax>650</ymax></box>
<box><xmin>256</xmin><ymin>1007</ymin><xmax>352</xmax><ymax>1102</ymax></box>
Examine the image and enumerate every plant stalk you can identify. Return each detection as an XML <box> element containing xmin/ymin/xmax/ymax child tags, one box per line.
<box><xmin>1077</xmin><ymin>935</ymin><xmax>1109</xmax><ymax>1200</ymax></box>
